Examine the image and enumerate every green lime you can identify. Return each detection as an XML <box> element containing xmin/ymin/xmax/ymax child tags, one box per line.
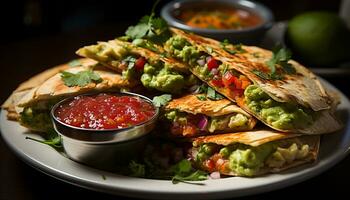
<box><xmin>286</xmin><ymin>11</ymin><xmax>350</xmax><ymax>66</ymax></box>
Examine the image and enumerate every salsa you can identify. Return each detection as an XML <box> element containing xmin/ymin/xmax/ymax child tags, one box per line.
<box><xmin>55</xmin><ymin>93</ymin><xmax>156</xmax><ymax>130</ymax></box>
<box><xmin>177</xmin><ymin>6</ymin><xmax>262</xmax><ymax>30</ymax></box>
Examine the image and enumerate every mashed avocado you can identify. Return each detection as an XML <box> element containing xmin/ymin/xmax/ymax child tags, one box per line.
<box><xmin>165</xmin><ymin>36</ymin><xmax>200</xmax><ymax>65</ymax></box>
<box><xmin>80</xmin><ymin>41</ymin><xmax>128</xmax><ymax>63</ymax></box>
<box><xmin>20</xmin><ymin>107</ymin><xmax>52</xmax><ymax>132</ymax></box>
<box><xmin>141</xmin><ymin>63</ymin><xmax>185</xmax><ymax>94</ymax></box>
<box><xmin>195</xmin><ymin>141</ymin><xmax>310</xmax><ymax>176</ymax></box>
<box><xmin>244</xmin><ymin>85</ymin><xmax>313</xmax><ymax>130</ymax></box>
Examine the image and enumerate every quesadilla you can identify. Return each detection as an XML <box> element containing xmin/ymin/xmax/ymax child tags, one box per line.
<box><xmin>2</xmin><ymin>58</ymin><xmax>96</xmax><ymax>121</ymax></box>
<box><xmin>164</xmin><ymin>28</ymin><xmax>342</xmax><ymax>134</ymax></box>
<box><xmin>164</xmin><ymin>94</ymin><xmax>256</xmax><ymax>137</ymax></box>
<box><xmin>76</xmin><ymin>38</ymin><xmax>198</xmax><ymax>94</ymax></box>
<box><xmin>16</xmin><ymin>64</ymin><xmax>137</xmax><ymax>132</ymax></box>
<box><xmin>190</xmin><ymin>130</ymin><xmax>319</xmax><ymax>177</ymax></box>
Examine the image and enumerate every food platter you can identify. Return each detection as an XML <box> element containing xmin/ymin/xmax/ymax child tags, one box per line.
<box><xmin>1</xmin><ymin>78</ymin><xmax>349</xmax><ymax>200</ymax></box>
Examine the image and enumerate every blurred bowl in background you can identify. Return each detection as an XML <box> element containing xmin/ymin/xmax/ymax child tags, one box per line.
<box><xmin>161</xmin><ymin>0</ymin><xmax>274</xmax><ymax>45</ymax></box>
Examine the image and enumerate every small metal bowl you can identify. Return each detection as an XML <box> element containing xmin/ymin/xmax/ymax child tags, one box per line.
<box><xmin>51</xmin><ymin>91</ymin><xmax>159</xmax><ymax>169</ymax></box>
<box><xmin>161</xmin><ymin>0</ymin><xmax>274</xmax><ymax>44</ymax></box>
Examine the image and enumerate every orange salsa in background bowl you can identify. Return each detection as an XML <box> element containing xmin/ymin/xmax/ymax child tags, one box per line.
<box><xmin>161</xmin><ymin>0</ymin><xmax>274</xmax><ymax>44</ymax></box>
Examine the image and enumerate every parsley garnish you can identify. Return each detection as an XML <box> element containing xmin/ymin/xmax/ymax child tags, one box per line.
<box><xmin>194</xmin><ymin>84</ymin><xmax>224</xmax><ymax>100</ymax></box>
<box><xmin>125</xmin><ymin>0</ymin><xmax>171</xmax><ymax>44</ymax></box>
<box><xmin>252</xmin><ymin>46</ymin><xmax>296</xmax><ymax>80</ymax></box>
<box><xmin>26</xmin><ymin>129</ymin><xmax>62</xmax><ymax>149</ymax></box>
<box><xmin>170</xmin><ymin>159</ymin><xmax>207</xmax><ymax>184</ymax></box>
<box><xmin>220</xmin><ymin>39</ymin><xmax>246</xmax><ymax>55</ymax></box>
<box><xmin>129</xmin><ymin>160</ymin><xmax>146</xmax><ymax>177</ymax></box>
<box><xmin>196</xmin><ymin>95</ymin><xmax>207</xmax><ymax>101</ymax></box>
<box><xmin>61</xmin><ymin>70</ymin><xmax>102</xmax><ymax>87</ymax></box>
<box><xmin>152</xmin><ymin>94</ymin><xmax>172</xmax><ymax>107</ymax></box>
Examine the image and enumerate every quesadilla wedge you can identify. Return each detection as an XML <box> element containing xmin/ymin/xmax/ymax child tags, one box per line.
<box><xmin>164</xmin><ymin>28</ymin><xmax>341</xmax><ymax>134</ymax></box>
<box><xmin>2</xmin><ymin>58</ymin><xmax>96</xmax><ymax>121</ymax></box>
<box><xmin>16</xmin><ymin>64</ymin><xmax>137</xmax><ymax>132</ymax></box>
<box><xmin>190</xmin><ymin>130</ymin><xmax>319</xmax><ymax>177</ymax></box>
<box><xmin>164</xmin><ymin>94</ymin><xmax>256</xmax><ymax>137</ymax></box>
<box><xmin>76</xmin><ymin>38</ymin><xmax>199</xmax><ymax>94</ymax></box>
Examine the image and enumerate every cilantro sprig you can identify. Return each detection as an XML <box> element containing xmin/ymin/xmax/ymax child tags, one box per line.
<box><xmin>252</xmin><ymin>45</ymin><xmax>296</xmax><ymax>80</ymax></box>
<box><xmin>128</xmin><ymin>159</ymin><xmax>208</xmax><ymax>184</ymax></box>
<box><xmin>61</xmin><ymin>70</ymin><xmax>102</xmax><ymax>87</ymax></box>
<box><xmin>152</xmin><ymin>94</ymin><xmax>172</xmax><ymax>107</ymax></box>
<box><xmin>26</xmin><ymin>129</ymin><xmax>62</xmax><ymax>150</ymax></box>
<box><xmin>125</xmin><ymin>0</ymin><xmax>171</xmax><ymax>44</ymax></box>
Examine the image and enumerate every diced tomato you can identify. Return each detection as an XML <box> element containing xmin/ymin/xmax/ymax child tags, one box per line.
<box><xmin>207</xmin><ymin>57</ymin><xmax>219</xmax><ymax>70</ymax></box>
<box><xmin>182</xmin><ymin>124</ymin><xmax>197</xmax><ymax>136</ymax></box>
<box><xmin>239</xmin><ymin>75</ymin><xmax>251</xmax><ymax>89</ymax></box>
<box><xmin>135</xmin><ymin>57</ymin><xmax>147</xmax><ymax>70</ymax></box>
<box><xmin>231</xmin><ymin>89</ymin><xmax>244</xmax><ymax>99</ymax></box>
<box><xmin>222</xmin><ymin>71</ymin><xmax>242</xmax><ymax>89</ymax></box>
<box><xmin>204</xmin><ymin>159</ymin><xmax>216</xmax><ymax>172</ymax></box>
<box><xmin>211</xmin><ymin>78</ymin><xmax>224</xmax><ymax>88</ymax></box>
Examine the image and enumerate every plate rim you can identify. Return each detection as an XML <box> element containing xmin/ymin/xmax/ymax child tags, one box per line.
<box><xmin>1</xmin><ymin>78</ymin><xmax>350</xmax><ymax>200</ymax></box>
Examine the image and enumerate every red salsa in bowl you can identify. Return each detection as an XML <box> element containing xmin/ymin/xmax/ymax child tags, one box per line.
<box><xmin>54</xmin><ymin>93</ymin><xmax>156</xmax><ymax>130</ymax></box>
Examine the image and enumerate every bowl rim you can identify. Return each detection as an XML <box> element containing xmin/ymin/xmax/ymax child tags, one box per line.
<box><xmin>161</xmin><ymin>0</ymin><xmax>274</xmax><ymax>34</ymax></box>
<box><xmin>50</xmin><ymin>91</ymin><xmax>159</xmax><ymax>133</ymax></box>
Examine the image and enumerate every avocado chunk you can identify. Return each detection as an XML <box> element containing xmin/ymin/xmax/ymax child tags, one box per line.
<box><xmin>244</xmin><ymin>85</ymin><xmax>313</xmax><ymax>130</ymax></box>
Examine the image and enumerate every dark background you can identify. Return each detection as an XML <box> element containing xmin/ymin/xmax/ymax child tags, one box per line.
<box><xmin>0</xmin><ymin>0</ymin><xmax>349</xmax><ymax>200</ymax></box>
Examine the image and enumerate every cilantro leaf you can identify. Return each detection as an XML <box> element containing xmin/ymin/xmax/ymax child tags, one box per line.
<box><xmin>172</xmin><ymin>170</ymin><xmax>208</xmax><ymax>184</ymax></box>
<box><xmin>61</xmin><ymin>70</ymin><xmax>102</xmax><ymax>87</ymax></box>
<box><xmin>196</xmin><ymin>95</ymin><xmax>207</xmax><ymax>101</ymax></box>
<box><xmin>26</xmin><ymin>129</ymin><xmax>62</xmax><ymax>149</ymax></box>
<box><xmin>266</xmin><ymin>45</ymin><xmax>295</xmax><ymax>77</ymax></box>
<box><xmin>68</xmin><ymin>59</ymin><xmax>82</xmax><ymax>67</ymax></box>
<box><xmin>125</xmin><ymin>0</ymin><xmax>170</xmax><ymax>44</ymax></box>
<box><xmin>152</xmin><ymin>94</ymin><xmax>172</xmax><ymax>107</ymax></box>
<box><xmin>207</xmin><ymin>87</ymin><xmax>224</xmax><ymax>100</ymax></box>
<box><xmin>170</xmin><ymin>159</ymin><xmax>208</xmax><ymax>184</ymax></box>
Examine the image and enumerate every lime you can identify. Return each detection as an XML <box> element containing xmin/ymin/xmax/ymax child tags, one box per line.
<box><xmin>286</xmin><ymin>11</ymin><xmax>350</xmax><ymax>66</ymax></box>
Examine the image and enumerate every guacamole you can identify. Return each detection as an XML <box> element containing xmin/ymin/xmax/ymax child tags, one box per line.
<box><xmin>195</xmin><ymin>141</ymin><xmax>310</xmax><ymax>176</ymax></box>
<box><xmin>20</xmin><ymin>107</ymin><xmax>52</xmax><ymax>132</ymax></box>
<box><xmin>165</xmin><ymin>36</ymin><xmax>200</xmax><ymax>65</ymax></box>
<box><xmin>141</xmin><ymin>64</ymin><xmax>185</xmax><ymax>94</ymax></box>
<box><xmin>244</xmin><ymin>85</ymin><xmax>313</xmax><ymax>130</ymax></box>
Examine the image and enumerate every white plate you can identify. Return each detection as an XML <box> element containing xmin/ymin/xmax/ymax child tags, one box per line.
<box><xmin>1</xmin><ymin>79</ymin><xmax>350</xmax><ymax>200</ymax></box>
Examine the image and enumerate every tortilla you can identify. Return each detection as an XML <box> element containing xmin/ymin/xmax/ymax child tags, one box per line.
<box><xmin>15</xmin><ymin>64</ymin><xmax>137</xmax><ymax>132</ymax></box>
<box><xmin>2</xmin><ymin>58</ymin><xmax>97</xmax><ymax>121</ymax></box>
<box><xmin>166</xmin><ymin>28</ymin><xmax>342</xmax><ymax>134</ymax></box>
<box><xmin>191</xmin><ymin>130</ymin><xmax>319</xmax><ymax>176</ymax></box>
<box><xmin>164</xmin><ymin>94</ymin><xmax>257</xmax><ymax>137</ymax></box>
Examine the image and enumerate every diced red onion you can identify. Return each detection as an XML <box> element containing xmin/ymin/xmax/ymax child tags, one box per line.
<box><xmin>210</xmin><ymin>171</ymin><xmax>221</xmax><ymax>179</ymax></box>
<box><xmin>211</xmin><ymin>68</ymin><xmax>219</xmax><ymax>75</ymax></box>
<box><xmin>189</xmin><ymin>85</ymin><xmax>200</xmax><ymax>93</ymax></box>
<box><xmin>206</xmin><ymin>56</ymin><xmax>212</xmax><ymax>63</ymax></box>
<box><xmin>197</xmin><ymin>115</ymin><xmax>208</xmax><ymax>131</ymax></box>
<box><xmin>197</xmin><ymin>59</ymin><xmax>205</xmax><ymax>66</ymax></box>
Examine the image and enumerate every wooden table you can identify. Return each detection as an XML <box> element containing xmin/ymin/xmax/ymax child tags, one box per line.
<box><xmin>1</xmin><ymin>23</ymin><xmax>350</xmax><ymax>200</ymax></box>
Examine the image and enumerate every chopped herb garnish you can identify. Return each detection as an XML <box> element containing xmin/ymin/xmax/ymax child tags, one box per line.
<box><xmin>152</xmin><ymin>94</ymin><xmax>172</xmax><ymax>107</ymax></box>
<box><xmin>207</xmin><ymin>86</ymin><xmax>224</xmax><ymax>100</ymax></box>
<box><xmin>220</xmin><ymin>39</ymin><xmax>246</xmax><ymax>55</ymax></box>
<box><xmin>253</xmin><ymin>46</ymin><xmax>295</xmax><ymax>80</ymax></box>
<box><xmin>102</xmin><ymin>175</ymin><xmax>107</xmax><ymax>180</ymax></box>
<box><xmin>196</xmin><ymin>95</ymin><xmax>207</xmax><ymax>101</ymax></box>
<box><xmin>61</xmin><ymin>70</ymin><xmax>102</xmax><ymax>87</ymax></box>
<box><xmin>170</xmin><ymin>159</ymin><xmax>208</xmax><ymax>184</ymax></box>
<box><xmin>125</xmin><ymin>0</ymin><xmax>171</xmax><ymax>44</ymax></box>
<box><xmin>25</xmin><ymin>129</ymin><xmax>62</xmax><ymax>149</ymax></box>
